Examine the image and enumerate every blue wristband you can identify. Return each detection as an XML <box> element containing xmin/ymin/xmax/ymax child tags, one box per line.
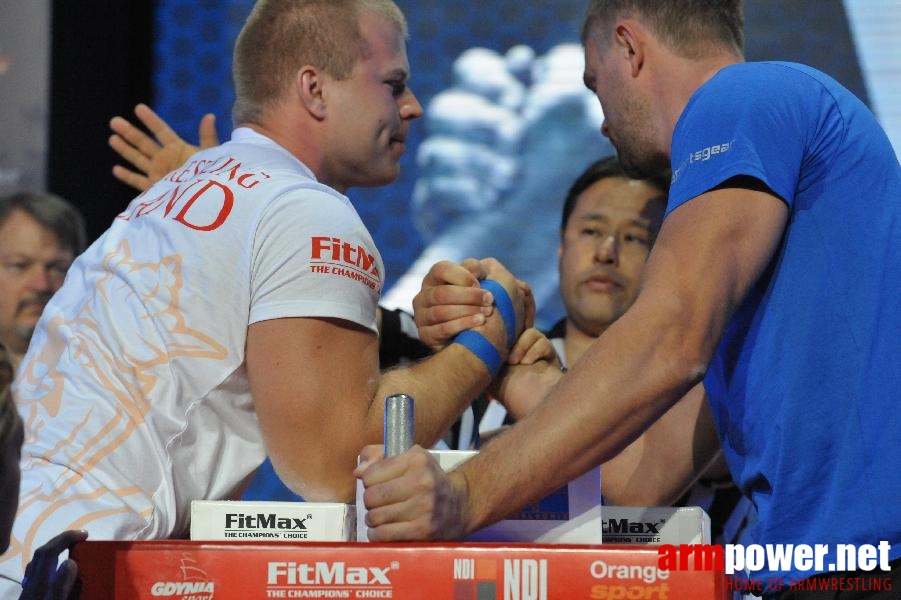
<box><xmin>479</xmin><ymin>279</ymin><xmax>516</xmax><ymax>350</ymax></box>
<box><xmin>453</xmin><ymin>330</ymin><xmax>503</xmax><ymax>377</ymax></box>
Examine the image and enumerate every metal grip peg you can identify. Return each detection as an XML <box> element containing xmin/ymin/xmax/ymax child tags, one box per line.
<box><xmin>384</xmin><ymin>393</ymin><xmax>414</xmax><ymax>457</ymax></box>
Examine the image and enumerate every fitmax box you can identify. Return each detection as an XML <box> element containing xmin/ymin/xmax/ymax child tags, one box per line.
<box><xmin>191</xmin><ymin>500</ymin><xmax>355</xmax><ymax>542</ymax></box>
<box><xmin>602</xmin><ymin>505</ymin><xmax>711</xmax><ymax>545</ymax></box>
<box><xmin>356</xmin><ymin>449</ymin><xmax>604</xmax><ymax>543</ymax></box>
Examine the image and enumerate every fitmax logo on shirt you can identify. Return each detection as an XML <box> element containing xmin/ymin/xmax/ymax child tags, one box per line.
<box><xmin>311</xmin><ymin>236</ymin><xmax>379</xmax><ymax>277</ymax></box>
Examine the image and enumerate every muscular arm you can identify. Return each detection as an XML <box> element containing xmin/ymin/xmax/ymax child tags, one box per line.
<box><xmin>451</xmin><ymin>181</ymin><xmax>787</xmax><ymax>532</ymax></box>
<box><xmin>494</xmin><ymin>362</ymin><xmax>720</xmax><ymax>506</ymax></box>
<box><xmin>347</xmin><ymin>181</ymin><xmax>790</xmax><ymax>539</ymax></box>
<box><xmin>247</xmin><ymin>269</ymin><xmax>522</xmax><ymax>503</ymax></box>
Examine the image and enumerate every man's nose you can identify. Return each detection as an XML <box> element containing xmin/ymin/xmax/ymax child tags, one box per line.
<box><xmin>401</xmin><ymin>89</ymin><xmax>424</xmax><ymax>121</ymax></box>
<box><xmin>596</xmin><ymin>234</ymin><xmax>618</xmax><ymax>264</ymax></box>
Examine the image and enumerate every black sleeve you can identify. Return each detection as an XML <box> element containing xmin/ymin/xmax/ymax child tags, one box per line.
<box><xmin>378</xmin><ymin>307</ymin><xmax>432</xmax><ymax>369</ymax></box>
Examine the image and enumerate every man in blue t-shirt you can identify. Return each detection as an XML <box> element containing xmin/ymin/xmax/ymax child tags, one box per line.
<box><xmin>358</xmin><ymin>1</ymin><xmax>901</xmax><ymax>595</ymax></box>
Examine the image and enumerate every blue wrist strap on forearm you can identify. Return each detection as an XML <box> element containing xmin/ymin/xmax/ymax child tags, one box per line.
<box><xmin>453</xmin><ymin>330</ymin><xmax>503</xmax><ymax>377</ymax></box>
<box><xmin>479</xmin><ymin>279</ymin><xmax>516</xmax><ymax>350</ymax></box>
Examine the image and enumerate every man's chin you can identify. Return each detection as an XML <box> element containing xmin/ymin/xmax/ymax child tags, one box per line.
<box><xmin>575</xmin><ymin>306</ymin><xmax>623</xmax><ymax>332</ymax></box>
<box><xmin>356</xmin><ymin>169</ymin><xmax>401</xmax><ymax>189</ymax></box>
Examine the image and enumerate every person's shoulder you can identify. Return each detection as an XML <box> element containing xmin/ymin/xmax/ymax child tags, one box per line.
<box><xmin>686</xmin><ymin>61</ymin><xmax>838</xmax><ymax>122</ymax></box>
<box><xmin>713</xmin><ymin>61</ymin><xmax>838</xmax><ymax>94</ymax></box>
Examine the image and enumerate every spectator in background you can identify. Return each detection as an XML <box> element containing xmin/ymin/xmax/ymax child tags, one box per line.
<box><xmin>0</xmin><ymin>193</ymin><xmax>86</xmax><ymax>371</ymax></box>
<box><xmin>0</xmin><ymin>192</ymin><xmax>89</xmax><ymax>597</ymax></box>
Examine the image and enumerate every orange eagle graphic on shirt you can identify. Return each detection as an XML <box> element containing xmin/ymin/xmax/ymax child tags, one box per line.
<box><xmin>7</xmin><ymin>240</ymin><xmax>228</xmax><ymax>569</ymax></box>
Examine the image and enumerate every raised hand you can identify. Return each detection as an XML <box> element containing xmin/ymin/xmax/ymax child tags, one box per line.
<box><xmin>109</xmin><ymin>103</ymin><xmax>218</xmax><ymax>192</ymax></box>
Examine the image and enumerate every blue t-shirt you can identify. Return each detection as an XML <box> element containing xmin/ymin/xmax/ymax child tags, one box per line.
<box><xmin>667</xmin><ymin>62</ymin><xmax>901</xmax><ymax>581</ymax></box>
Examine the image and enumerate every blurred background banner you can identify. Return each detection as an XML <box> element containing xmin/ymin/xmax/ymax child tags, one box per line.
<box><xmin>2</xmin><ymin>0</ymin><xmax>897</xmax><ymax>327</ymax></box>
<box><xmin>0</xmin><ymin>0</ymin><xmax>52</xmax><ymax>195</ymax></box>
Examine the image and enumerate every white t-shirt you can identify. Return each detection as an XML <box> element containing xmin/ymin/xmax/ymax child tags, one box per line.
<box><xmin>4</xmin><ymin>128</ymin><xmax>383</xmax><ymax>576</ymax></box>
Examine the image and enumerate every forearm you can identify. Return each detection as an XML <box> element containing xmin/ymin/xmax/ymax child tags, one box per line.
<box><xmin>370</xmin><ymin>328</ymin><xmax>502</xmax><ymax>449</ymax></box>
<box><xmin>256</xmin><ymin>309</ymin><xmax>508</xmax><ymax>503</ymax></box>
<box><xmin>368</xmin><ymin>271</ymin><xmax>521</xmax><ymax>448</ymax></box>
<box><xmin>491</xmin><ymin>362</ymin><xmax>716</xmax><ymax>508</ymax></box>
<box><xmin>456</xmin><ymin>303</ymin><xmax>706</xmax><ymax>533</ymax></box>
<box><xmin>269</xmin><ymin>343</ymin><xmax>494</xmax><ymax>501</ymax></box>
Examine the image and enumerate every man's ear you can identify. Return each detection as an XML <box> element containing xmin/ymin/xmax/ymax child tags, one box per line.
<box><xmin>296</xmin><ymin>65</ymin><xmax>327</xmax><ymax>119</ymax></box>
<box><xmin>614</xmin><ymin>20</ymin><xmax>645</xmax><ymax>78</ymax></box>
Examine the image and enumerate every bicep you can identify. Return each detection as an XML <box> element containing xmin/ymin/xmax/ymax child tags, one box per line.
<box><xmin>246</xmin><ymin>316</ymin><xmax>380</xmax><ymax>500</ymax></box>
<box><xmin>601</xmin><ymin>180</ymin><xmax>785</xmax><ymax>505</ymax></box>
<box><xmin>637</xmin><ymin>178</ymin><xmax>789</xmax><ymax>365</ymax></box>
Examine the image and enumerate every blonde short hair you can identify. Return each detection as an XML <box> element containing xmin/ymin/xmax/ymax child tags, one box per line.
<box><xmin>232</xmin><ymin>0</ymin><xmax>407</xmax><ymax>124</ymax></box>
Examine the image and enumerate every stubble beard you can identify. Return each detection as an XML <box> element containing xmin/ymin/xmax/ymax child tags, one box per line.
<box><xmin>612</xmin><ymin>97</ymin><xmax>671</xmax><ymax>180</ymax></box>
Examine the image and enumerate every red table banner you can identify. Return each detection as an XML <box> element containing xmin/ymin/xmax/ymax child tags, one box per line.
<box><xmin>71</xmin><ymin>540</ymin><xmax>728</xmax><ymax>599</ymax></box>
